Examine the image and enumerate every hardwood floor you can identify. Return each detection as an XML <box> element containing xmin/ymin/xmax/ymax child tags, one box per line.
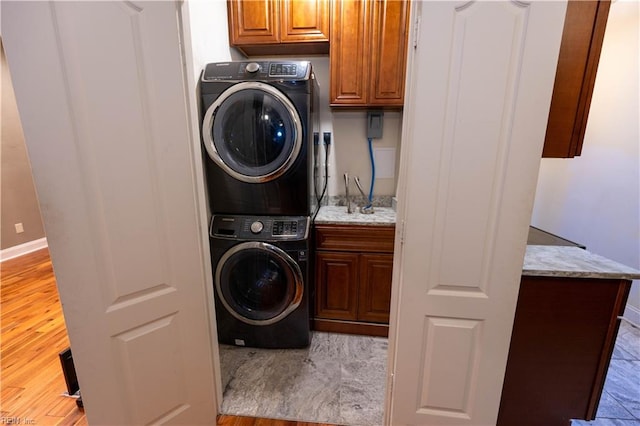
<box><xmin>1</xmin><ymin>248</ymin><xmax>86</xmax><ymax>425</ymax></box>
<box><xmin>1</xmin><ymin>249</ymin><xmax>334</xmax><ymax>426</ymax></box>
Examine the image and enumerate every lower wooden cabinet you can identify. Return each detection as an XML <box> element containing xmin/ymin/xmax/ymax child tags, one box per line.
<box><xmin>498</xmin><ymin>276</ymin><xmax>631</xmax><ymax>426</ymax></box>
<box><xmin>313</xmin><ymin>224</ymin><xmax>395</xmax><ymax>336</ymax></box>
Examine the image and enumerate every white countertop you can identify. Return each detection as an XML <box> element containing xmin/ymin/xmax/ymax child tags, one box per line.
<box><xmin>314</xmin><ymin>206</ymin><xmax>396</xmax><ymax>226</ymax></box>
<box><xmin>523</xmin><ymin>245</ymin><xmax>640</xmax><ymax>280</ymax></box>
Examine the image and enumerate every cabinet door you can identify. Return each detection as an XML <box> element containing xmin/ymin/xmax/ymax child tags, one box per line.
<box><xmin>315</xmin><ymin>251</ymin><xmax>359</xmax><ymax>320</ymax></box>
<box><xmin>543</xmin><ymin>0</ymin><xmax>610</xmax><ymax>157</ymax></box>
<box><xmin>228</xmin><ymin>0</ymin><xmax>279</xmax><ymax>45</ymax></box>
<box><xmin>280</xmin><ymin>0</ymin><xmax>329</xmax><ymax>43</ymax></box>
<box><xmin>369</xmin><ymin>0</ymin><xmax>410</xmax><ymax>106</ymax></box>
<box><xmin>330</xmin><ymin>0</ymin><xmax>370</xmax><ymax>106</ymax></box>
<box><xmin>358</xmin><ymin>253</ymin><xmax>393</xmax><ymax>323</ymax></box>
<box><xmin>498</xmin><ymin>277</ymin><xmax>631</xmax><ymax>425</ymax></box>
<box><xmin>2</xmin><ymin>2</ymin><xmax>218</xmax><ymax>423</ymax></box>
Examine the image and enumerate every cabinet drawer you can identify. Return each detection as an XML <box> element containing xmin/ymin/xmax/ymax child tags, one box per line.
<box><xmin>315</xmin><ymin>224</ymin><xmax>395</xmax><ymax>253</ymax></box>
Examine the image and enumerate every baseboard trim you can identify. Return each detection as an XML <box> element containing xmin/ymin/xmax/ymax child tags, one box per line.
<box><xmin>623</xmin><ymin>304</ymin><xmax>640</xmax><ymax>328</ymax></box>
<box><xmin>312</xmin><ymin>318</ymin><xmax>389</xmax><ymax>337</ymax></box>
<box><xmin>0</xmin><ymin>238</ymin><xmax>48</xmax><ymax>262</ymax></box>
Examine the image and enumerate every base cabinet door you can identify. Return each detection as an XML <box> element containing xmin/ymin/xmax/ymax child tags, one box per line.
<box><xmin>358</xmin><ymin>253</ymin><xmax>393</xmax><ymax>323</ymax></box>
<box><xmin>498</xmin><ymin>276</ymin><xmax>631</xmax><ymax>426</ymax></box>
<box><xmin>315</xmin><ymin>251</ymin><xmax>359</xmax><ymax>321</ymax></box>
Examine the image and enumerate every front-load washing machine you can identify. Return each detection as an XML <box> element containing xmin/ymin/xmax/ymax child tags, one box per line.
<box><xmin>201</xmin><ymin>61</ymin><xmax>318</xmax><ymax>216</ymax></box>
<box><xmin>210</xmin><ymin>214</ymin><xmax>311</xmax><ymax>349</ymax></box>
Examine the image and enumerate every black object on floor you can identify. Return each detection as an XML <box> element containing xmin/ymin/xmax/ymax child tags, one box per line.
<box><xmin>59</xmin><ymin>347</ymin><xmax>80</xmax><ymax>396</ymax></box>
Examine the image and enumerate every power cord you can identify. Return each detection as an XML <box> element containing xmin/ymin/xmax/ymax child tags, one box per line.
<box><xmin>312</xmin><ymin>132</ymin><xmax>331</xmax><ymax>223</ymax></box>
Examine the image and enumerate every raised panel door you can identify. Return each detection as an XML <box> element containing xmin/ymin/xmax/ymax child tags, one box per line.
<box><xmin>280</xmin><ymin>0</ymin><xmax>330</xmax><ymax>42</ymax></box>
<box><xmin>315</xmin><ymin>251</ymin><xmax>359</xmax><ymax>320</ymax></box>
<box><xmin>330</xmin><ymin>0</ymin><xmax>370</xmax><ymax>106</ymax></box>
<box><xmin>369</xmin><ymin>0</ymin><xmax>410</xmax><ymax>106</ymax></box>
<box><xmin>390</xmin><ymin>1</ymin><xmax>567</xmax><ymax>424</ymax></box>
<box><xmin>2</xmin><ymin>1</ymin><xmax>218</xmax><ymax>423</ymax></box>
<box><xmin>228</xmin><ymin>0</ymin><xmax>279</xmax><ymax>45</ymax></box>
<box><xmin>358</xmin><ymin>253</ymin><xmax>393</xmax><ymax>323</ymax></box>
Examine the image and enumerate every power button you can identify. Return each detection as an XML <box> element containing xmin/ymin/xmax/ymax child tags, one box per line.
<box><xmin>250</xmin><ymin>221</ymin><xmax>264</xmax><ymax>234</ymax></box>
<box><xmin>246</xmin><ymin>62</ymin><xmax>260</xmax><ymax>73</ymax></box>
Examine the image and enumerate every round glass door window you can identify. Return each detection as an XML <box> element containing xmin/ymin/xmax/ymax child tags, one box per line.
<box><xmin>215</xmin><ymin>242</ymin><xmax>303</xmax><ymax>326</ymax></box>
<box><xmin>202</xmin><ymin>82</ymin><xmax>303</xmax><ymax>183</ymax></box>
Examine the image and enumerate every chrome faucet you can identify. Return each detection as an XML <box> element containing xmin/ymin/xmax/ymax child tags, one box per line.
<box><xmin>354</xmin><ymin>176</ymin><xmax>374</xmax><ymax>214</ymax></box>
<box><xmin>344</xmin><ymin>173</ymin><xmax>353</xmax><ymax>214</ymax></box>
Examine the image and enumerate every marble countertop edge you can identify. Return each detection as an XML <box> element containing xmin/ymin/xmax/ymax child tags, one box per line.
<box><xmin>314</xmin><ymin>206</ymin><xmax>396</xmax><ymax>226</ymax></box>
<box><xmin>522</xmin><ymin>245</ymin><xmax>640</xmax><ymax>280</ymax></box>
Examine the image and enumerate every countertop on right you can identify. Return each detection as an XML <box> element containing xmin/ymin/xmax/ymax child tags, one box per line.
<box><xmin>523</xmin><ymin>245</ymin><xmax>640</xmax><ymax>280</ymax></box>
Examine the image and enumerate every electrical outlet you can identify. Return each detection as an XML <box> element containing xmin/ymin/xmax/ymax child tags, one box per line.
<box><xmin>15</xmin><ymin>223</ymin><xmax>24</xmax><ymax>234</ymax></box>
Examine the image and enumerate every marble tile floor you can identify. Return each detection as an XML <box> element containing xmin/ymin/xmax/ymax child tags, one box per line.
<box><xmin>218</xmin><ymin>331</ymin><xmax>388</xmax><ymax>426</ymax></box>
<box><xmin>218</xmin><ymin>321</ymin><xmax>639</xmax><ymax>426</ymax></box>
<box><xmin>572</xmin><ymin>320</ymin><xmax>640</xmax><ymax>426</ymax></box>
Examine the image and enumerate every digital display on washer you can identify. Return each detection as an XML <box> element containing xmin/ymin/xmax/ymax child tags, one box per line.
<box><xmin>269</xmin><ymin>63</ymin><xmax>298</xmax><ymax>77</ymax></box>
<box><xmin>272</xmin><ymin>220</ymin><xmax>298</xmax><ymax>236</ymax></box>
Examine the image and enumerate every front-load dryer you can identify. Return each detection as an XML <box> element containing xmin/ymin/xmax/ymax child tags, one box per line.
<box><xmin>201</xmin><ymin>61</ymin><xmax>317</xmax><ymax>216</ymax></box>
<box><xmin>210</xmin><ymin>214</ymin><xmax>311</xmax><ymax>349</ymax></box>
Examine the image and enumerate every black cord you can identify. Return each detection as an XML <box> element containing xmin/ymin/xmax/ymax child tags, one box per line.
<box><xmin>312</xmin><ymin>142</ymin><xmax>330</xmax><ymax>223</ymax></box>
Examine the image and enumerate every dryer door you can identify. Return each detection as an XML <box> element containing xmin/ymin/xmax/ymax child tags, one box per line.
<box><xmin>215</xmin><ymin>241</ymin><xmax>303</xmax><ymax>326</ymax></box>
<box><xmin>202</xmin><ymin>82</ymin><xmax>303</xmax><ymax>183</ymax></box>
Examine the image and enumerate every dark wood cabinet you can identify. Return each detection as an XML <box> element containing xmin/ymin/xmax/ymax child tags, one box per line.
<box><xmin>357</xmin><ymin>253</ymin><xmax>393</xmax><ymax>323</ymax></box>
<box><xmin>313</xmin><ymin>224</ymin><xmax>395</xmax><ymax>336</ymax></box>
<box><xmin>315</xmin><ymin>251</ymin><xmax>359</xmax><ymax>320</ymax></box>
<box><xmin>543</xmin><ymin>0</ymin><xmax>610</xmax><ymax>158</ymax></box>
<box><xmin>498</xmin><ymin>276</ymin><xmax>631</xmax><ymax>426</ymax></box>
<box><xmin>329</xmin><ymin>0</ymin><xmax>409</xmax><ymax>107</ymax></box>
<box><xmin>227</xmin><ymin>0</ymin><xmax>330</xmax><ymax>56</ymax></box>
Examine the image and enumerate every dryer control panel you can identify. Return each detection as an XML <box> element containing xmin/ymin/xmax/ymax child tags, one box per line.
<box><xmin>210</xmin><ymin>215</ymin><xmax>309</xmax><ymax>241</ymax></box>
<box><xmin>202</xmin><ymin>61</ymin><xmax>311</xmax><ymax>81</ymax></box>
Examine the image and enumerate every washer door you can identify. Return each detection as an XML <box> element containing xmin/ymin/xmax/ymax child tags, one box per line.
<box><xmin>215</xmin><ymin>241</ymin><xmax>303</xmax><ymax>326</ymax></box>
<box><xmin>202</xmin><ymin>82</ymin><xmax>303</xmax><ymax>183</ymax></box>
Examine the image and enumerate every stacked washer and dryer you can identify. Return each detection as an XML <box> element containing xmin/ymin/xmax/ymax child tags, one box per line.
<box><xmin>201</xmin><ymin>61</ymin><xmax>317</xmax><ymax>348</ymax></box>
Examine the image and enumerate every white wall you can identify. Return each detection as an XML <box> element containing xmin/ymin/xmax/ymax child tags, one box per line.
<box><xmin>531</xmin><ymin>0</ymin><xmax>640</xmax><ymax>324</ymax></box>
<box><xmin>184</xmin><ymin>0</ymin><xmax>243</xmax><ymax>81</ymax></box>
<box><xmin>309</xmin><ymin>57</ymin><xmax>403</xmax><ymax>198</ymax></box>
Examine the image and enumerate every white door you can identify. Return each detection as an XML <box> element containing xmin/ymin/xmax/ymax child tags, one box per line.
<box><xmin>388</xmin><ymin>1</ymin><xmax>567</xmax><ymax>425</ymax></box>
<box><xmin>2</xmin><ymin>2</ymin><xmax>217</xmax><ymax>424</ymax></box>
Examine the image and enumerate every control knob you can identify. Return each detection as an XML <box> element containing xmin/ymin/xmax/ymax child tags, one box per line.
<box><xmin>250</xmin><ymin>221</ymin><xmax>264</xmax><ymax>234</ymax></box>
<box><xmin>245</xmin><ymin>62</ymin><xmax>260</xmax><ymax>73</ymax></box>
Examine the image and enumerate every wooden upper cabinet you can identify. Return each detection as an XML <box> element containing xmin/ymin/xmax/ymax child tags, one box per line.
<box><xmin>280</xmin><ymin>0</ymin><xmax>330</xmax><ymax>42</ymax></box>
<box><xmin>228</xmin><ymin>0</ymin><xmax>279</xmax><ymax>45</ymax></box>
<box><xmin>369</xmin><ymin>0</ymin><xmax>410</xmax><ymax>106</ymax></box>
<box><xmin>330</xmin><ymin>0</ymin><xmax>370</xmax><ymax>106</ymax></box>
<box><xmin>543</xmin><ymin>0</ymin><xmax>610</xmax><ymax>158</ymax></box>
<box><xmin>330</xmin><ymin>0</ymin><xmax>410</xmax><ymax>107</ymax></box>
<box><xmin>227</xmin><ymin>0</ymin><xmax>330</xmax><ymax>56</ymax></box>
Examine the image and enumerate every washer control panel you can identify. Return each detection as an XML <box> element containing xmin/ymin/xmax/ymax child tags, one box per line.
<box><xmin>210</xmin><ymin>215</ymin><xmax>309</xmax><ymax>241</ymax></box>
